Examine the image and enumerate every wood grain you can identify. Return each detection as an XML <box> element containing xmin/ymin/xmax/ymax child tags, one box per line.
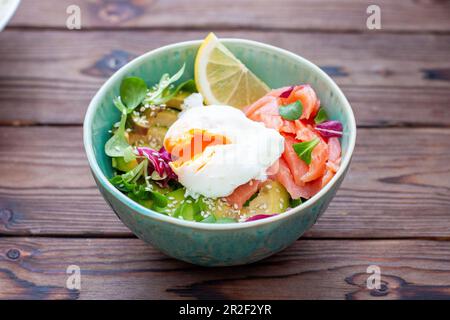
<box><xmin>0</xmin><ymin>126</ymin><xmax>449</xmax><ymax>238</ymax></box>
<box><xmin>0</xmin><ymin>30</ymin><xmax>449</xmax><ymax>126</ymax></box>
<box><xmin>1</xmin><ymin>237</ymin><xmax>449</xmax><ymax>299</ymax></box>
<box><xmin>8</xmin><ymin>0</ymin><xmax>450</xmax><ymax>32</ymax></box>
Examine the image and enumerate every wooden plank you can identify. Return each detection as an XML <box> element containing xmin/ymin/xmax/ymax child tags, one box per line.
<box><xmin>8</xmin><ymin>0</ymin><xmax>450</xmax><ymax>32</ymax></box>
<box><xmin>0</xmin><ymin>30</ymin><xmax>449</xmax><ymax>126</ymax></box>
<box><xmin>1</xmin><ymin>126</ymin><xmax>449</xmax><ymax>238</ymax></box>
<box><xmin>1</xmin><ymin>237</ymin><xmax>449</xmax><ymax>299</ymax></box>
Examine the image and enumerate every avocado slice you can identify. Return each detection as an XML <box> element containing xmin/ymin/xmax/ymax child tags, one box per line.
<box><xmin>153</xmin><ymin>188</ymin><xmax>186</xmax><ymax>216</ymax></box>
<box><xmin>165</xmin><ymin>91</ymin><xmax>191</xmax><ymax>110</ymax></box>
<box><xmin>146</xmin><ymin>126</ymin><xmax>168</xmax><ymax>149</ymax></box>
<box><xmin>130</xmin><ymin>108</ymin><xmax>179</xmax><ymax>131</ymax></box>
<box><xmin>196</xmin><ymin>197</ymin><xmax>237</xmax><ymax>220</ymax></box>
<box><xmin>147</xmin><ymin>108</ymin><xmax>178</xmax><ymax>127</ymax></box>
<box><xmin>124</xmin><ymin>126</ymin><xmax>168</xmax><ymax>149</ymax></box>
<box><xmin>242</xmin><ymin>180</ymin><xmax>290</xmax><ymax>216</ymax></box>
<box><xmin>112</xmin><ymin>157</ymin><xmax>139</xmax><ymax>172</ymax></box>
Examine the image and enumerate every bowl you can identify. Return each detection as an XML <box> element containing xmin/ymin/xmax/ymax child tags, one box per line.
<box><xmin>84</xmin><ymin>38</ymin><xmax>356</xmax><ymax>266</ymax></box>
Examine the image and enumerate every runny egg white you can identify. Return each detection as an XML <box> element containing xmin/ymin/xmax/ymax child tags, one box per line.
<box><xmin>164</xmin><ymin>105</ymin><xmax>284</xmax><ymax>198</ymax></box>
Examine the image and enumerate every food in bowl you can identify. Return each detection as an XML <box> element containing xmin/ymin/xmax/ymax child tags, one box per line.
<box><xmin>105</xmin><ymin>33</ymin><xmax>343</xmax><ymax>224</ymax></box>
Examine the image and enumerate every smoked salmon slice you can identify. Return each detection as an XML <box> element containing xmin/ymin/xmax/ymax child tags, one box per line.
<box><xmin>225</xmin><ymin>179</ymin><xmax>262</xmax><ymax>209</ymax></box>
<box><xmin>293</xmin><ymin>120</ymin><xmax>328</xmax><ymax>183</ymax></box>
<box><xmin>282</xmin><ymin>135</ymin><xmax>309</xmax><ymax>186</ymax></box>
<box><xmin>281</xmin><ymin>85</ymin><xmax>320</xmax><ymax>120</ymax></box>
<box><xmin>273</xmin><ymin>158</ymin><xmax>323</xmax><ymax>199</ymax></box>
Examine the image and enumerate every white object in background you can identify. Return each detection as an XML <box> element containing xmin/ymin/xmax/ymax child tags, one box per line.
<box><xmin>0</xmin><ymin>0</ymin><xmax>21</xmax><ymax>31</ymax></box>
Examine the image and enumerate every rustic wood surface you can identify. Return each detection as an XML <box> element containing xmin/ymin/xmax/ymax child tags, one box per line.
<box><xmin>1</xmin><ymin>238</ymin><xmax>450</xmax><ymax>300</ymax></box>
<box><xmin>9</xmin><ymin>0</ymin><xmax>450</xmax><ymax>32</ymax></box>
<box><xmin>0</xmin><ymin>0</ymin><xmax>449</xmax><ymax>300</ymax></box>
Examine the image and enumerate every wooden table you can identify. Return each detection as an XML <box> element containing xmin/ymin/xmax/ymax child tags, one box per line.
<box><xmin>0</xmin><ymin>0</ymin><xmax>449</xmax><ymax>300</ymax></box>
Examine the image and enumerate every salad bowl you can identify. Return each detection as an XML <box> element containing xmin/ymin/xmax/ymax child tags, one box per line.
<box><xmin>84</xmin><ymin>38</ymin><xmax>356</xmax><ymax>266</ymax></box>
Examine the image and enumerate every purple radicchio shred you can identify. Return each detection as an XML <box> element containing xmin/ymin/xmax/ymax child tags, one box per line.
<box><xmin>279</xmin><ymin>86</ymin><xmax>295</xmax><ymax>98</ymax></box>
<box><xmin>135</xmin><ymin>146</ymin><xmax>177</xmax><ymax>186</ymax></box>
<box><xmin>245</xmin><ymin>214</ymin><xmax>276</xmax><ymax>222</ymax></box>
<box><xmin>315</xmin><ymin>120</ymin><xmax>343</xmax><ymax>138</ymax></box>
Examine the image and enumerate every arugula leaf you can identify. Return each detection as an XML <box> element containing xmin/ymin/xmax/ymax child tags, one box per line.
<box><xmin>144</xmin><ymin>64</ymin><xmax>186</xmax><ymax>105</ymax></box>
<box><xmin>120</xmin><ymin>77</ymin><xmax>148</xmax><ymax>111</ymax></box>
<box><xmin>279</xmin><ymin>101</ymin><xmax>303</xmax><ymax>120</ymax></box>
<box><xmin>105</xmin><ymin>110</ymin><xmax>132</xmax><ymax>158</ymax></box>
<box><xmin>292</xmin><ymin>138</ymin><xmax>320</xmax><ymax>165</ymax></box>
<box><xmin>314</xmin><ymin>107</ymin><xmax>329</xmax><ymax>124</ymax></box>
<box><xmin>157</xmin><ymin>79</ymin><xmax>197</xmax><ymax>105</ymax></box>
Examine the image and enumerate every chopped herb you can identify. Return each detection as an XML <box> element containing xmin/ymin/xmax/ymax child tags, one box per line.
<box><xmin>314</xmin><ymin>108</ymin><xmax>329</xmax><ymax>124</ymax></box>
<box><xmin>292</xmin><ymin>137</ymin><xmax>320</xmax><ymax>165</ymax></box>
<box><xmin>279</xmin><ymin>101</ymin><xmax>303</xmax><ymax>120</ymax></box>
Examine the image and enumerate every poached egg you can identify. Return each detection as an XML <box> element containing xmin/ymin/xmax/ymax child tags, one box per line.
<box><xmin>164</xmin><ymin>104</ymin><xmax>284</xmax><ymax>198</ymax></box>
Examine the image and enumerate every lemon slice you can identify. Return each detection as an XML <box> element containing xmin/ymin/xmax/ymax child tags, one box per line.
<box><xmin>195</xmin><ymin>33</ymin><xmax>270</xmax><ymax>109</ymax></box>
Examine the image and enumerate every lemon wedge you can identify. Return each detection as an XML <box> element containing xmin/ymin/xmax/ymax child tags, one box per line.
<box><xmin>195</xmin><ymin>33</ymin><xmax>270</xmax><ymax>109</ymax></box>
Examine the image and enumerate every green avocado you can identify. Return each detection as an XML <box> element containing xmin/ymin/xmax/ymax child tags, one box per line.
<box><xmin>242</xmin><ymin>180</ymin><xmax>290</xmax><ymax>216</ymax></box>
<box><xmin>112</xmin><ymin>157</ymin><xmax>139</xmax><ymax>172</ymax></box>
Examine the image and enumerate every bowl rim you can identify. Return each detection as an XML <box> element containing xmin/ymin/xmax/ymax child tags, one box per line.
<box><xmin>84</xmin><ymin>38</ymin><xmax>357</xmax><ymax>231</ymax></box>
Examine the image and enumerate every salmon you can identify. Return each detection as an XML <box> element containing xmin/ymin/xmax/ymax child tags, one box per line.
<box><xmin>245</xmin><ymin>95</ymin><xmax>284</xmax><ymax>130</ymax></box>
<box><xmin>328</xmin><ymin>137</ymin><xmax>341</xmax><ymax>166</ymax></box>
<box><xmin>319</xmin><ymin>137</ymin><xmax>342</xmax><ymax>187</ymax></box>
<box><xmin>225</xmin><ymin>179</ymin><xmax>262</xmax><ymax>209</ymax></box>
<box><xmin>282</xmin><ymin>135</ymin><xmax>309</xmax><ymax>186</ymax></box>
<box><xmin>240</xmin><ymin>84</ymin><xmax>341</xmax><ymax>202</ymax></box>
<box><xmin>280</xmin><ymin>120</ymin><xmax>296</xmax><ymax>134</ymax></box>
<box><xmin>301</xmin><ymin>140</ymin><xmax>328</xmax><ymax>183</ymax></box>
<box><xmin>282</xmin><ymin>85</ymin><xmax>320</xmax><ymax>120</ymax></box>
<box><xmin>245</xmin><ymin>95</ymin><xmax>278</xmax><ymax>119</ymax></box>
<box><xmin>274</xmin><ymin>158</ymin><xmax>322</xmax><ymax>199</ymax></box>
<box><xmin>273</xmin><ymin>158</ymin><xmax>305</xmax><ymax>199</ymax></box>
<box><xmin>293</xmin><ymin>120</ymin><xmax>328</xmax><ymax>183</ymax></box>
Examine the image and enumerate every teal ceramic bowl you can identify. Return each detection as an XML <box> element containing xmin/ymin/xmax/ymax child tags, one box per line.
<box><xmin>84</xmin><ymin>39</ymin><xmax>356</xmax><ymax>266</ymax></box>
